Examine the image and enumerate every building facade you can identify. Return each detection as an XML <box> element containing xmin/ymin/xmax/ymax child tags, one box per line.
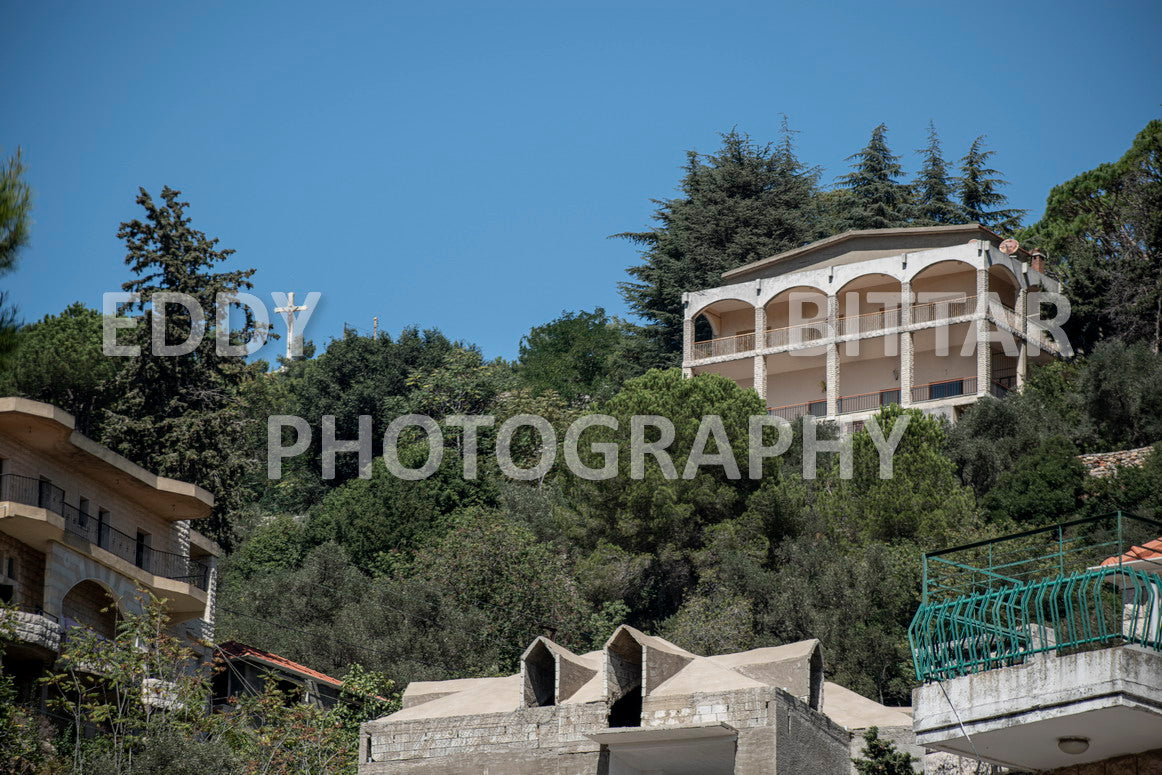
<box><xmin>359</xmin><ymin>625</ymin><xmax>873</xmax><ymax>774</ymax></box>
<box><xmin>0</xmin><ymin>397</ymin><xmax>220</xmax><ymax>700</ymax></box>
<box><xmin>682</xmin><ymin>224</ymin><xmax>1065</xmax><ymax>423</ymax></box>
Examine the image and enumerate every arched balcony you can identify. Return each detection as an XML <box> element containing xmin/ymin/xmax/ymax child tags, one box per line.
<box><xmin>836</xmin><ymin>273</ymin><xmax>903</xmax><ymax>339</ymax></box>
<box><xmin>690</xmin><ymin>298</ymin><xmax>756</xmax><ymax>360</ymax></box>
<box><xmin>910</xmin><ymin>260</ymin><xmax>977</xmax><ymax>325</ymax></box>
<box><xmin>762</xmin><ymin>286</ymin><xmax>828</xmax><ymax>350</ymax></box>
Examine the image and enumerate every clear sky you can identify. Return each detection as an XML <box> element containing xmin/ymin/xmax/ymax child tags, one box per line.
<box><xmin>5</xmin><ymin>0</ymin><xmax>1160</xmax><ymax>361</ymax></box>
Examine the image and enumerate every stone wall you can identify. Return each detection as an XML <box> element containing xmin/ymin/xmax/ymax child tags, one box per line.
<box><xmin>364</xmin><ymin>685</ymin><xmax>852</xmax><ymax>775</ymax></box>
<box><xmin>0</xmin><ymin>530</ymin><xmax>45</xmax><ymax>609</ymax></box>
<box><xmin>1078</xmin><ymin>446</ymin><xmax>1154</xmax><ymax>478</ymax></box>
<box><xmin>363</xmin><ymin>702</ymin><xmax>608</xmax><ymax>773</ymax></box>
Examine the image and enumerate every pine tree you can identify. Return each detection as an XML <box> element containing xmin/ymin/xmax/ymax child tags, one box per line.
<box><xmin>618</xmin><ymin>124</ymin><xmax>821</xmax><ymax>365</ymax></box>
<box><xmin>0</xmin><ymin>149</ymin><xmax>32</xmax><ymax>365</ymax></box>
<box><xmin>101</xmin><ymin>186</ymin><xmax>262</xmax><ymax>544</ymax></box>
<box><xmin>913</xmin><ymin>122</ymin><xmax>965</xmax><ymax>225</ymax></box>
<box><xmin>835</xmin><ymin>124</ymin><xmax>914</xmax><ymax>231</ymax></box>
<box><xmin>853</xmin><ymin>727</ymin><xmax>917</xmax><ymax>775</ymax></box>
<box><xmin>957</xmin><ymin>135</ymin><xmax>1026</xmax><ymax>233</ymax></box>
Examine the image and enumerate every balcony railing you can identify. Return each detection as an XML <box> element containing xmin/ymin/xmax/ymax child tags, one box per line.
<box><xmin>837</xmin><ymin>388</ymin><xmax>901</xmax><ymax>415</ymax></box>
<box><xmin>909</xmin><ymin>512</ymin><xmax>1162</xmax><ymax>682</ymax></box>
<box><xmin>0</xmin><ymin>474</ymin><xmax>209</xmax><ymax>591</ymax></box>
<box><xmin>764</xmin><ymin>319</ymin><xmax>828</xmax><ymax>349</ymax></box>
<box><xmin>910</xmin><ymin>294</ymin><xmax>975</xmax><ymax>325</ymax></box>
<box><xmin>910</xmin><ymin>375</ymin><xmax>979</xmax><ymax>403</ymax></box>
<box><xmin>690</xmin><ymin>295</ymin><xmax>1042</xmax><ymax>362</ymax></box>
<box><xmin>838</xmin><ymin>307</ymin><xmax>901</xmax><ymax>337</ymax></box>
<box><xmin>767</xmin><ymin>400</ymin><xmax>827</xmax><ymax>421</ymax></box>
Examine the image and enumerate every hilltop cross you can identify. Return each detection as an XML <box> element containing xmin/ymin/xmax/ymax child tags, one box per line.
<box><xmin>274</xmin><ymin>292</ymin><xmax>309</xmax><ymax>361</ymax></box>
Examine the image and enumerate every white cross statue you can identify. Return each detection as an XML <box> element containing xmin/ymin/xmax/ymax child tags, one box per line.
<box><xmin>274</xmin><ymin>292</ymin><xmax>309</xmax><ymax>361</ymax></box>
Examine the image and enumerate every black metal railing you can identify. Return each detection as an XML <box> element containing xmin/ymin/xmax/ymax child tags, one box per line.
<box><xmin>0</xmin><ymin>474</ymin><xmax>209</xmax><ymax>591</ymax></box>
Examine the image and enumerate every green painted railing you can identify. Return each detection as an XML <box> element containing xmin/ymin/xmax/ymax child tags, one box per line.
<box><xmin>909</xmin><ymin>512</ymin><xmax>1162</xmax><ymax>682</ymax></box>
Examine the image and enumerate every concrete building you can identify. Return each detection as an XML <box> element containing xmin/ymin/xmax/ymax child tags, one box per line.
<box><xmin>909</xmin><ymin>512</ymin><xmax>1162</xmax><ymax>772</ymax></box>
<box><xmin>682</xmin><ymin>224</ymin><xmax>1065</xmax><ymax>423</ymax></box>
<box><xmin>359</xmin><ymin>626</ymin><xmax>860</xmax><ymax>774</ymax></box>
<box><xmin>0</xmin><ymin>397</ymin><xmax>220</xmax><ymax>700</ymax></box>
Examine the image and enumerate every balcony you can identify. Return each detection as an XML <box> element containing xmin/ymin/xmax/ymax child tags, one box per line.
<box><xmin>0</xmin><ymin>474</ymin><xmax>209</xmax><ymax>592</ymax></box>
<box><xmin>0</xmin><ymin>603</ymin><xmax>62</xmax><ymax>653</ymax></box>
<box><xmin>689</xmin><ymin>294</ymin><xmax>1024</xmax><ymax>363</ymax></box>
<box><xmin>909</xmin><ymin>513</ymin><xmax>1162</xmax><ymax>770</ymax></box>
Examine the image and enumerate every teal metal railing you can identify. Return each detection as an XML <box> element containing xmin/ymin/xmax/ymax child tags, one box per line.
<box><xmin>909</xmin><ymin>512</ymin><xmax>1162</xmax><ymax>682</ymax></box>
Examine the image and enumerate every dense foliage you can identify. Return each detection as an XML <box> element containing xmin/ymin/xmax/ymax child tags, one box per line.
<box><xmin>2</xmin><ymin>118</ymin><xmax>1160</xmax><ymax>771</ymax></box>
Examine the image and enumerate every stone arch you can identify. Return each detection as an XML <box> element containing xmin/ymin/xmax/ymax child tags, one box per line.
<box><xmin>688</xmin><ymin>298</ymin><xmax>755</xmax><ymax>337</ymax></box>
<box><xmin>988</xmin><ymin>263</ymin><xmax>1020</xmax><ymax>309</ymax></box>
<box><xmin>61</xmin><ymin>579</ymin><xmax>120</xmax><ymax>639</ymax></box>
<box><xmin>762</xmin><ymin>285</ymin><xmax>829</xmax><ymax>348</ymax></box>
<box><xmin>834</xmin><ymin>273</ymin><xmax>903</xmax><ymax>336</ymax></box>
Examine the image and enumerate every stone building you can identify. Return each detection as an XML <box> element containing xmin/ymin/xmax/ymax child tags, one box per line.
<box><xmin>0</xmin><ymin>397</ymin><xmax>220</xmax><ymax>700</ymax></box>
<box><xmin>682</xmin><ymin>224</ymin><xmax>1065</xmax><ymax>423</ymax></box>
<box><xmin>360</xmin><ymin>625</ymin><xmax>866</xmax><ymax>774</ymax></box>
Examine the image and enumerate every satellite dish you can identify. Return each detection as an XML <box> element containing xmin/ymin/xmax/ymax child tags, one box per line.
<box><xmin>999</xmin><ymin>238</ymin><xmax>1020</xmax><ymax>255</ymax></box>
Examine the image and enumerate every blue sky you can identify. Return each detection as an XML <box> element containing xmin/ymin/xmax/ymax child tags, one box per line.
<box><xmin>5</xmin><ymin>0</ymin><xmax>1160</xmax><ymax>361</ymax></box>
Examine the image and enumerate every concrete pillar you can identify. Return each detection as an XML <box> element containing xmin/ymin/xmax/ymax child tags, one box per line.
<box><xmin>1015</xmin><ymin>286</ymin><xmax>1028</xmax><ymax>389</ymax></box>
<box><xmin>900</xmin><ymin>281</ymin><xmax>913</xmax><ymax>406</ymax></box>
<box><xmin>682</xmin><ymin>317</ymin><xmax>694</xmax><ymax>366</ymax></box>
<box><xmin>975</xmin><ymin>269</ymin><xmax>991</xmax><ymax>396</ymax></box>
<box><xmin>753</xmin><ymin>355</ymin><xmax>767</xmax><ymax>406</ymax></box>
<box><xmin>900</xmin><ymin>331</ymin><xmax>914</xmax><ymax>407</ymax></box>
<box><xmin>826</xmin><ymin>295</ymin><xmax>839</xmax><ymax>415</ymax></box>
<box><xmin>754</xmin><ymin>304</ymin><xmax>766</xmax><ymax>351</ymax></box>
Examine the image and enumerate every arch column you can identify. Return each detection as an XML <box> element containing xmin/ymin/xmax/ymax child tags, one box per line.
<box><xmin>900</xmin><ymin>281</ymin><xmax>913</xmax><ymax>407</ymax></box>
<box><xmin>681</xmin><ymin>318</ymin><xmax>694</xmax><ymax>378</ymax></box>
<box><xmin>1016</xmin><ymin>287</ymin><xmax>1028</xmax><ymax>389</ymax></box>
<box><xmin>752</xmin><ymin>305</ymin><xmax>767</xmax><ymax>403</ymax></box>
<box><xmin>826</xmin><ymin>295</ymin><xmax>839</xmax><ymax>416</ymax></box>
<box><xmin>975</xmin><ymin>269</ymin><xmax>991</xmax><ymax>397</ymax></box>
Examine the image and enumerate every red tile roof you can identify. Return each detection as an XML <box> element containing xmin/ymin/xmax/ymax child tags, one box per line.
<box><xmin>1099</xmin><ymin>537</ymin><xmax>1162</xmax><ymax>568</ymax></box>
<box><xmin>217</xmin><ymin>640</ymin><xmax>344</xmax><ymax>689</ymax></box>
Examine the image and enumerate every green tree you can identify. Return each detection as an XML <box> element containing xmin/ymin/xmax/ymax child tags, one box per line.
<box><xmin>518</xmin><ymin>308</ymin><xmax>632</xmax><ymax>403</ymax></box>
<box><xmin>834</xmin><ymin>124</ymin><xmax>913</xmax><ymax>230</ymax></box>
<box><xmin>564</xmin><ymin>369</ymin><xmax>765</xmax><ymax>625</ymax></box>
<box><xmin>913</xmin><ymin>122</ymin><xmax>964</xmax><ymax>225</ymax></box>
<box><xmin>0</xmin><ymin>149</ymin><xmax>32</xmax><ymax>365</ymax></box>
<box><xmin>982</xmin><ymin>436</ymin><xmax>1087</xmax><ymax>526</ymax></box>
<box><xmin>0</xmin><ymin>303</ymin><xmax>122</xmax><ymax>436</ymax></box>
<box><xmin>1025</xmin><ymin>120</ymin><xmax>1162</xmax><ymax>352</ymax></box>
<box><xmin>853</xmin><ymin>727</ymin><xmax>917</xmax><ymax>775</ymax></box>
<box><xmin>100</xmin><ymin>187</ymin><xmax>262</xmax><ymax>544</ymax></box>
<box><xmin>618</xmin><ymin>127</ymin><xmax>821</xmax><ymax>365</ymax></box>
<box><xmin>277</xmin><ymin>327</ymin><xmax>457</xmax><ymax>494</ymax></box>
<box><xmin>957</xmin><ymin>135</ymin><xmax>1025</xmax><ymax>233</ymax></box>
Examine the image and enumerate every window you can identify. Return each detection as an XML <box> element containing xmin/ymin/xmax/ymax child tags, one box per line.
<box><xmin>135</xmin><ymin>531</ymin><xmax>152</xmax><ymax>572</ymax></box>
<box><xmin>79</xmin><ymin>497</ymin><xmax>90</xmax><ymax>528</ymax></box>
<box><xmin>97</xmin><ymin>509</ymin><xmax>109</xmax><ymax>549</ymax></box>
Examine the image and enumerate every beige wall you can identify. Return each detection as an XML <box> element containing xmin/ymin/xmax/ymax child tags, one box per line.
<box><xmin>767</xmin><ymin>363</ymin><xmax>827</xmax><ymax>409</ymax></box>
<box><xmin>838</xmin><ymin>356</ymin><xmax>900</xmax><ymax>398</ymax></box>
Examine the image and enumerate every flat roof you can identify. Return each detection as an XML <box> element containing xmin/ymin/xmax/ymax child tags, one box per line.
<box><xmin>720</xmin><ymin>223</ymin><xmax>1020</xmax><ymax>282</ymax></box>
<box><xmin>0</xmin><ymin>396</ymin><xmax>214</xmax><ymax>520</ymax></box>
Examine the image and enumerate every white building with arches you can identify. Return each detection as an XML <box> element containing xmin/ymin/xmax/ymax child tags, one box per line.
<box><xmin>0</xmin><ymin>397</ymin><xmax>220</xmax><ymax>701</ymax></box>
<box><xmin>682</xmin><ymin>224</ymin><xmax>1066</xmax><ymax>423</ymax></box>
